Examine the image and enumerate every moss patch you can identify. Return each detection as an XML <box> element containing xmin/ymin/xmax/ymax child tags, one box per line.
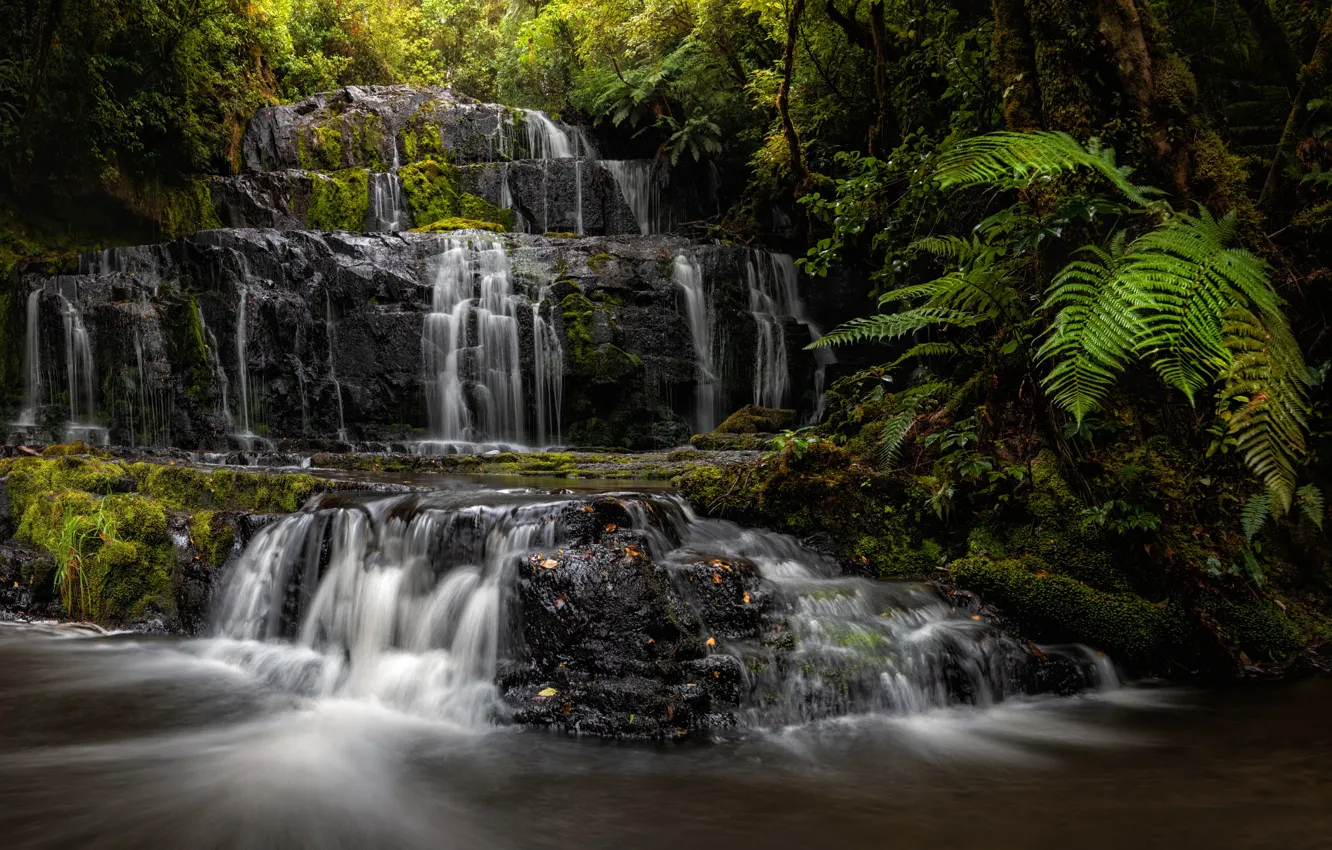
<box><xmin>951</xmin><ymin>555</ymin><xmax>1185</xmax><ymax>668</ymax></box>
<box><xmin>714</xmin><ymin>405</ymin><xmax>796</xmax><ymax>434</ymax></box>
<box><xmin>399</xmin><ymin>159</ymin><xmax>512</xmax><ymax>231</ymax></box>
<box><xmin>308</xmin><ymin>168</ymin><xmax>369</xmax><ymax>231</ymax></box>
<box><xmin>190</xmin><ymin>509</ymin><xmax>236</xmax><ymax>566</ymax></box>
<box><xmin>411</xmin><ymin>217</ymin><xmax>506</xmax><ymax>234</ymax></box>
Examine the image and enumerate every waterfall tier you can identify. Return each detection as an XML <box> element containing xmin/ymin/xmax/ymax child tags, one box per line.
<box><xmin>207</xmin><ymin>486</ymin><xmax>1116</xmax><ymax>735</ymax></box>
<box><xmin>8</xmin><ymin>231</ymin><xmax>833</xmax><ymax>449</ymax></box>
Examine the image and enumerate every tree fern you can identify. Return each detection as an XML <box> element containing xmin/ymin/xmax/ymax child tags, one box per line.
<box><xmin>932</xmin><ymin>131</ymin><xmax>1160</xmax><ymax>206</ymax></box>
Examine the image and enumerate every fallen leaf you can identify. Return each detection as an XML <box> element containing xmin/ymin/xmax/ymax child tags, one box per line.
<box><xmin>647</xmin><ymin>637</ymin><xmax>655</xmax><ymax>644</ymax></box>
<box><xmin>712</xmin><ymin>572</ymin><xmax>722</xmax><ymax>584</ymax></box>
<box><xmin>971</xmin><ymin>615</ymin><xmax>981</xmax><ymax>621</ymax></box>
<box><xmin>713</xmin><ymin>670</ymin><xmax>720</xmax><ymax>678</ymax></box>
<box><xmin>582</xmin><ymin>505</ymin><xmax>594</xmax><ymax>512</ymax></box>
<box><xmin>605</xmin><ymin>523</ymin><xmax>617</xmax><ymax>532</ymax></box>
<box><xmin>541</xmin><ymin>558</ymin><xmax>558</xmax><ymax>569</ymax></box>
<box><xmin>537</xmin><ymin>687</ymin><xmax>559</xmax><ymax>697</ymax></box>
<box><xmin>705</xmin><ymin>637</ymin><xmax>716</xmax><ymax>647</ymax></box>
<box><xmin>742</xmin><ymin>591</ymin><xmax>751</xmax><ymax>604</ymax></box>
<box><xmin>625</xmin><ymin>546</ymin><xmax>643</xmax><ymax>558</ymax></box>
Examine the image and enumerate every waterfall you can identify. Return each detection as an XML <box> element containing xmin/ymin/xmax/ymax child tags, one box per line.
<box><xmin>603</xmin><ymin>160</ymin><xmax>655</xmax><ymax>235</ymax></box>
<box><xmin>531</xmin><ymin>286</ymin><xmax>564</xmax><ymax>447</ymax></box>
<box><xmin>368</xmin><ymin>172</ymin><xmax>409</xmax><ymax>232</ymax></box>
<box><xmin>196</xmin><ymin>301</ymin><xmax>233</xmax><ymax>431</ymax></box>
<box><xmin>747</xmin><ymin>250</ymin><xmax>837</xmax><ymax>419</ymax></box>
<box><xmin>15</xmin><ymin>289</ymin><xmax>42</xmax><ymax>428</ymax></box>
<box><xmin>673</xmin><ymin>252</ymin><xmax>720</xmax><ymax>433</ymax></box>
<box><xmin>422</xmin><ymin>237</ymin><xmax>526</xmax><ymax>451</ymax></box>
<box><xmin>209</xmin><ymin>493</ymin><xmax>565</xmax><ymax>724</ymax></box>
<box><xmin>234</xmin><ymin>285</ymin><xmax>257</xmax><ymax>448</ymax></box>
<box><xmin>128</xmin><ymin>302</ymin><xmax>172</xmax><ymax>447</ymax></box>
<box><xmin>326</xmin><ymin>294</ymin><xmax>348</xmax><ymax>441</ymax></box>
<box><xmin>208</xmin><ymin>488</ymin><xmax>1116</xmax><ymax>729</ymax></box>
<box><xmin>58</xmin><ymin>292</ymin><xmax>107</xmax><ymax>444</ymax></box>
<box><xmin>521</xmin><ymin>110</ymin><xmax>574</xmax><ymax>159</ymax></box>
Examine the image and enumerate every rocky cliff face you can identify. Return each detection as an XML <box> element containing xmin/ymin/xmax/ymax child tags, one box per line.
<box><xmin>2</xmin><ymin>85</ymin><xmax>843</xmax><ymax>451</ymax></box>
<box><xmin>8</xmin><ymin>229</ymin><xmax>823</xmax><ymax>450</ymax></box>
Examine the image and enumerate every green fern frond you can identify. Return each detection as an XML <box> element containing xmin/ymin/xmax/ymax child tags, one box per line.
<box><xmin>877</xmin><ymin>410</ymin><xmax>917</xmax><ymax>470</ymax></box>
<box><xmin>1241</xmin><ymin>492</ymin><xmax>1272</xmax><ymax>541</ymax></box>
<box><xmin>1297</xmin><ymin>484</ymin><xmax>1325</xmax><ymax>530</ymax></box>
<box><xmin>881</xmin><ymin>342</ymin><xmax>960</xmax><ymax>373</ymax></box>
<box><xmin>909</xmin><ymin>235</ymin><xmax>976</xmax><ymax>263</ymax></box>
<box><xmin>932</xmin><ymin>131</ymin><xmax>1159</xmax><ymax>206</ymax></box>
<box><xmin>808</xmin><ymin>308</ymin><xmax>983</xmax><ymax>348</ymax></box>
<box><xmin>1041</xmin><ymin>210</ymin><xmax>1309</xmax><ymax>509</ymax></box>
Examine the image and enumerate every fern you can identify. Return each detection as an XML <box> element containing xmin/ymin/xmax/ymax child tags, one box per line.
<box><xmin>1040</xmin><ymin>210</ymin><xmax>1310</xmax><ymax>510</ymax></box>
<box><xmin>1297</xmin><ymin>484</ymin><xmax>1325</xmax><ymax>530</ymax></box>
<box><xmin>876</xmin><ymin>381</ymin><xmax>951</xmax><ymax>469</ymax></box>
<box><xmin>1241</xmin><ymin>493</ymin><xmax>1272</xmax><ymax>541</ymax></box>
<box><xmin>881</xmin><ymin>341</ymin><xmax>960</xmax><ymax>374</ymax></box>
<box><xmin>809</xmin><ymin>308</ymin><xmax>984</xmax><ymax>348</ymax></box>
<box><xmin>933</xmin><ymin>131</ymin><xmax>1160</xmax><ymax>206</ymax></box>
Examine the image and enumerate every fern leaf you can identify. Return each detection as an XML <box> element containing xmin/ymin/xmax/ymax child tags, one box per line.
<box><xmin>807</xmin><ymin>308</ymin><xmax>983</xmax><ymax>348</ymax></box>
<box><xmin>877</xmin><ymin>410</ymin><xmax>917</xmax><ymax>470</ymax></box>
<box><xmin>1241</xmin><ymin>493</ymin><xmax>1272</xmax><ymax>540</ymax></box>
<box><xmin>1297</xmin><ymin>484</ymin><xmax>1325</xmax><ymax>530</ymax></box>
<box><xmin>933</xmin><ymin>131</ymin><xmax>1159</xmax><ymax>206</ymax></box>
<box><xmin>881</xmin><ymin>342</ymin><xmax>959</xmax><ymax>373</ymax></box>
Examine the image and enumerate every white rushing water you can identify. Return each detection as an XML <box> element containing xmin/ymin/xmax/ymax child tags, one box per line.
<box><xmin>325</xmin><ymin>293</ymin><xmax>349</xmax><ymax>441</ymax></box>
<box><xmin>746</xmin><ymin>250</ymin><xmax>837</xmax><ymax>417</ymax></box>
<box><xmin>205</xmin><ymin>487</ymin><xmax>1117</xmax><ymax>732</ymax></box>
<box><xmin>369</xmin><ymin>172</ymin><xmax>410</xmax><ymax>232</ymax></box>
<box><xmin>603</xmin><ymin>160</ymin><xmax>656</xmax><ymax>235</ymax></box>
<box><xmin>58</xmin><ymin>290</ymin><xmax>108</xmax><ymax>444</ymax></box>
<box><xmin>14</xmin><ymin>288</ymin><xmax>42</xmax><ymax>428</ymax></box>
<box><xmin>233</xmin><ymin>284</ymin><xmax>258</xmax><ymax>449</ymax></box>
<box><xmin>674</xmin><ymin>252</ymin><xmax>721</xmax><ymax>433</ymax></box>
<box><xmin>422</xmin><ymin>237</ymin><xmax>528</xmax><ymax>451</ymax></box>
<box><xmin>531</xmin><ymin>285</ymin><xmax>564</xmax><ymax>447</ymax></box>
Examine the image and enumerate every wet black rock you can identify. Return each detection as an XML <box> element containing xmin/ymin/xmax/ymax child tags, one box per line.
<box><xmin>506</xmin><ymin>497</ymin><xmax>759</xmax><ymax>739</ymax></box>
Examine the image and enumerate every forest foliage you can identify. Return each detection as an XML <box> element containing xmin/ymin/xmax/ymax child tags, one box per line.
<box><xmin>1</xmin><ymin>0</ymin><xmax>1330</xmax><ymax>555</ymax></box>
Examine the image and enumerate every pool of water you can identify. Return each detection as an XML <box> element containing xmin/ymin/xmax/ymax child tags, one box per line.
<box><xmin>2</xmin><ymin>627</ymin><xmax>1329</xmax><ymax>848</ymax></box>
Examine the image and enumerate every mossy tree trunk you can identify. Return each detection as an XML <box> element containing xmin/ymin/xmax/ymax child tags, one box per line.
<box><xmin>826</xmin><ymin>0</ymin><xmax>900</xmax><ymax>155</ymax></box>
<box><xmin>779</xmin><ymin>0</ymin><xmax>809</xmax><ymax>184</ymax></box>
<box><xmin>992</xmin><ymin>0</ymin><xmax>1042</xmax><ymax>130</ymax></box>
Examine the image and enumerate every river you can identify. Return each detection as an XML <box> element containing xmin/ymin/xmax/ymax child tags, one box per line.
<box><xmin>0</xmin><ymin>478</ymin><xmax>1328</xmax><ymax>849</ymax></box>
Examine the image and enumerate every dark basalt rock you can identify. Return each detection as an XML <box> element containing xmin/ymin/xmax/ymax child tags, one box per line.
<box><xmin>505</xmin><ymin>497</ymin><xmax>759</xmax><ymax>738</ymax></box>
<box><xmin>11</xmin><ymin>230</ymin><xmax>820</xmax><ymax>450</ymax></box>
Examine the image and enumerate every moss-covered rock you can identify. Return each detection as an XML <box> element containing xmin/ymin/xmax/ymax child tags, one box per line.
<box><xmin>399</xmin><ymin>159</ymin><xmax>512</xmax><ymax>231</ymax></box>
<box><xmin>161</xmin><ymin>178</ymin><xmax>222</xmax><ymax>238</ymax></box>
<box><xmin>308</xmin><ymin>168</ymin><xmax>370</xmax><ymax>231</ymax></box>
<box><xmin>714</xmin><ymin>405</ymin><xmax>797</xmax><ymax>434</ymax></box>
<box><xmin>411</xmin><ymin>217</ymin><xmax>506</xmax><ymax>234</ymax></box>
<box><xmin>951</xmin><ymin>555</ymin><xmax>1186</xmax><ymax>668</ymax></box>
<box><xmin>190</xmin><ymin>509</ymin><xmax>236</xmax><ymax>566</ymax></box>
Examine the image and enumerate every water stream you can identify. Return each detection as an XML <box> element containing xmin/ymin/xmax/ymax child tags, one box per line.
<box><xmin>0</xmin><ymin>477</ymin><xmax>1321</xmax><ymax>849</ymax></box>
<box><xmin>674</xmin><ymin>252</ymin><xmax>720</xmax><ymax>433</ymax></box>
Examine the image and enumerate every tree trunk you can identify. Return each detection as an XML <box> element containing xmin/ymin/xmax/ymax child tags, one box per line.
<box><xmin>1259</xmin><ymin>6</ymin><xmax>1332</xmax><ymax>212</ymax></box>
<box><xmin>778</xmin><ymin>0</ymin><xmax>809</xmax><ymax>183</ymax></box>
<box><xmin>867</xmin><ymin>0</ymin><xmax>895</xmax><ymax>155</ymax></box>
<box><xmin>992</xmin><ymin>0</ymin><xmax>1041</xmax><ymax>130</ymax></box>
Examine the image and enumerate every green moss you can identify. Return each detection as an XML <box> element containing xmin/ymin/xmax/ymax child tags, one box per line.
<box><xmin>545</xmin><ymin>232</ymin><xmax>582</xmax><ymax>239</ymax></box>
<box><xmin>399</xmin><ymin>103</ymin><xmax>445</xmax><ymax>163</ymax></box>
<box><xmin>400</xmin><ymin>159</ymin><xmax>460</xmax><ymax>226</ymax></box>
<box><xmin>588</xmin><ymin>252</ymin><xmax>611</xmax><ymax>273</ymax></box>
<box><xmin>458</xmin><ymin>193</ymin><xmax>514</xmax><ymax>230</ymax></box>
<box><xmin>15</xmin><ymin>488</ymin><xmax>172</xmax><ymax>622</ymax></box>
<box><xmin>308</xmin><ymin>168</ymin><xmax>369</xmax><ymax>231</ymax></box>
<box><xmin>129</xmin><ymin>462</ymin><xmax>320</xmax><ymax>513</ymax></box>
<box><xmin>6</xmin><ymin>456</ymin><xmax>127</xmax><ymax>519</ymax></box>
<box><xmin>714</xmin><ymin>405</ymin><xmax>796</xmax><ymax>435</ymax></box>
<box><xmin>1200</xmin><ymin>595</ymin><xmax>1305</xmax><ymax>664</ymax></box>
<box><xmin>951</xmin><ymin>556</ymin><xmax>1183</xmax><ymax>667</ymax></box>
<box><xmin>298</xmin><ymin>120</ymin><xmax>345</xmax><ymax>171</ymax></box>
<box><xmin>160</xmin><ymin>178</ymin><xmax>222</xmax><ymax>239</ymax></box>
<box><xmin>190</xmin><ymin>509</ymin><xmax>236</xmax><ymax>565</ymax></box>
<box><xmin>411</xmin><ymin>217</ymin><xmax>506</xmax><ymax>233</ymax></box>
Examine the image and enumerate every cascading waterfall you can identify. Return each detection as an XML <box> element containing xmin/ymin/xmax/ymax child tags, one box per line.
<box><xmin>234</xmin><ymin>284</ymin><xmax>258</xmax><ymax>448</ymax></box>
<box><xmin>326</xmin><ymin>294</ymin><xmax>348</xmax><ymax>441</ymax></box>
<box><xmin>58</xmin><ymin>291</ymin><xmax>107</xmax><ymax>444</ymax></box>
<box><xmin>747</xmin><ymin>250</ymin><xmax>837</xmax><ymax>419</ymax></box>
<box><xmin>674</xmin><ymin>252</ymin><xmax>721</xmax><ymax>433</ymax></box>
<box><xmin>531</xmin><ymin>286</ymin><xmax>564</xmax><ymax>447</ymax></box>
<box><xmin>422</xmin><ymin>237</ymin><xmax>526</xmax><ymax>450</ymax></box>
<box><xmin>368</xmin><ymin>172</ymin><xmax>409</xmax><ymax>232</ymax></box>
<box><xmin>603</xmin><ymin>160</ymin><xmax>656</xmax><ymax>235</ymax></box>
<box><xmin>126</xmin><ymin>303</ymin><xmax>172</xmax><ymax>447</ymax></box>
<box><xmin>209</xmin><ymin>492</ymin><xmax>566</xmax><ymax>724</ymax></box>
<box><xmin>209</xmin><ymin>487</ymin><xmax>1116</xmax><ymax>729</ymax></box>
<box><xmin>14</xmin><ymin>289</ymin><xmax>42</xmax><ymax>428</ymax></box>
